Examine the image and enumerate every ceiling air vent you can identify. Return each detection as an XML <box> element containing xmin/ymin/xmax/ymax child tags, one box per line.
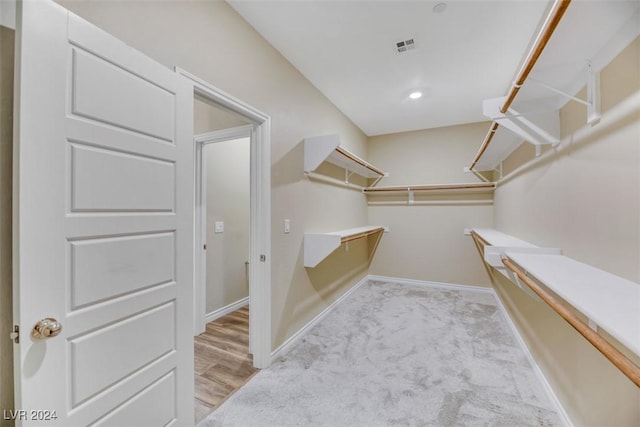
<box><xmin>396</xmin><ymin>38</ymin><xmax>416</xmax><ymax>53</ymax></box>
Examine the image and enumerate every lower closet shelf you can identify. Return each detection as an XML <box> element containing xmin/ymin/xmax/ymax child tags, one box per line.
<box><xmin>304</xmin><ymin>226</ymin><xmax>384</xmax><ymax>268</ymax></box>
<box><xmin>470</xmin><ymin>228</ymin><xmax>640</xmax><ymax>359</ymax></box>
<box><xmin>506</xmin><ymin>252</ymin><xmax>640</xmax><ymax>357</ymax></box>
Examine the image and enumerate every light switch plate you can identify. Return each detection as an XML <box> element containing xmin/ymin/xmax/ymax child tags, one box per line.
<box><xmin>214</xmin><ymin>221</ymin><xmax>224</xmax><ymax>233</ymax></box>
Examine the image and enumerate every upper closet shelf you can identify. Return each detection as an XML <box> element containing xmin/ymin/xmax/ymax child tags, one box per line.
<box><xmin>470</xmin><ymin>228</ymin><xmax>640</xmax><ymax>359</ymax></box>
<box><xmin>468</xmin><ymin>1</ymin><xmax>640</xmax><ymax>172</ymax></box>
<box><xmin>304</xmin><ymin>134</ymin><xmax>387</xmax><ymax>179</ymax></box>
<box><xmin>364</xmin><ymin>182</ymin><xmax>495</xmax><ymax>195</ymax></box>
<box><xmin>304</xmin><ymin>226</ymin><xmax>384</xmax><ymax>268</ymax></box>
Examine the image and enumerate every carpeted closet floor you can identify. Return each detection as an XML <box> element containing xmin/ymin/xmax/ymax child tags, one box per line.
<box><xmin>199</xmin><ymin>280</ymin><xmax>562</xmax><ymax>427</ymax></box>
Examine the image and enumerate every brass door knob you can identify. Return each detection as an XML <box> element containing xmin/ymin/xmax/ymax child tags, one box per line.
<box><xmin>32</xmin><ymin>318</ymin><xmax>62</xmax><ymax>339</ymax></box>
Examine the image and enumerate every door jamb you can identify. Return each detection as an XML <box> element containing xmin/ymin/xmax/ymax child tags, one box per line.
<box><xmin>176</xmin><ymin>68</ymin><xmax>271</xmax><ymax>369</ymax></box>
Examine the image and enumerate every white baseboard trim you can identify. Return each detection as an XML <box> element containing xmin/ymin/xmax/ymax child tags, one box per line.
<box><xmin>368</xmin><ymin>274</ymin><xmax>494</xmax><ymax>294</ymax></box>
<box><xmin>270</xmin><ymin>275</ymin><xmax>369</xmax><ymax>363</ymax></box>
<box><xmin>491</xmin><ymin>293</ymin><xmax>573</xmax><ymax>427</ymax></box>
<box><xmin>204</xmin><ymin>296</ymin><xmax>249</xmax><ymax>324</ymax></box>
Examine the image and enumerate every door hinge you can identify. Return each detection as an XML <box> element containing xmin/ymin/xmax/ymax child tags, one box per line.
<box><xmin>9</xmin><ymin>325</ymin><xmax>19</xmax><ymax>344</ymax></box>
<box><xmin>260</xmin><ymin>254</ymin><xmax>266</xmax><ymax>262</ymax></box>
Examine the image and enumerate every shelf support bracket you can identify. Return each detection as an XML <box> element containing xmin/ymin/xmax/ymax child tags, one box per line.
<box><xmin>505</xmin><ymin>106</ymin><xmax>560</xmax><ymax>146</ymax></box>
<box><xmin>370</xmin><ymin>175</ymin><xmax>384</xmax><ymax>187</ymax></box>
<box><xmin>527</xmin><ymin>78</ymin><xmax>590</xmax><ymax>106</ymax></box>
<box><xmin>344</xmin><ymin>168</ymin><xmax>355</xmax><ymax>184</ymax></box>
<box><xmin>586</xmin><ymin>62</ymin><xmax>601</xmax><ymax>125</ymax></box>
<box><xmin>526</xmin><ymin>62</ymin><xmax>601</xmax><ymax>126</ymax></box>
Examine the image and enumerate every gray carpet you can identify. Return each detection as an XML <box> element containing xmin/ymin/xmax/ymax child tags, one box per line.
<box><xmin>199</xmin><ymin>281</ymin><xmax>562</xmax><ymax>427</ymax></box>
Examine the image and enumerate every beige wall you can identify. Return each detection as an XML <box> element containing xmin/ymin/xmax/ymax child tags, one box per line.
<box><xmin>194</xmin><ymin>98</ymin><xmax>248</xmax><ymax>135</ymax></box>
<box><xmin>205</xmin><ymin>138</ymin><xmax>250</xmax><ymax>313</ymax></box>
<box><xmin>58</xmin><ymin>0</ymin><xmax>370</xmax><ymax>349</ymax></box>
<box><xmin>367</xmin><ymin>123</ymin><xmax>494</xmax><ymax>286</ymax></box>
<box><xmin>493</xmin><ymin>37</ymin><xmax>640</xmax><ymax>426</ymax></box>
<box><xmin>0</xmin><ymin>25</ymin><xmax>14</xmax><ymax>427</ymax></box>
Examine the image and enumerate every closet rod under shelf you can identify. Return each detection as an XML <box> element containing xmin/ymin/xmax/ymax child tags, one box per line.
<box><xmin>363</xmin><ymin>183</ymin><xmax>495</xmax><ymax>193</ymax></box>
<box><xmin>340</xmin><ymin>227</ymin><xmax>384</xmax><ymax>244</ymax></box>
<box><xmin>502</xmin><ymin>257</ymin><xmax>640</xmax><ymax>388</ymax></box>
<box><xmin>305</xmin><ymin>171</ymin><xmax>366</xmax><ymax>191</ymax></box>
<box><xmin>334</xmin><ymin>146</ymin><xmax>386</xmax><ymax>177</ymax></box>
<box><xmin>469</xmin><ymin>122</ymin><xmax>500</xmax><ymax>170</ymax></box>
<box><xmin>501</xmin><ymin>0</ymin><xmax>572</xmax><ymax>113</ymax></box>
<box><xmin>468</xmin><ymin>0</ymin><xmax>571</xmax><ymax>170</ymax></box>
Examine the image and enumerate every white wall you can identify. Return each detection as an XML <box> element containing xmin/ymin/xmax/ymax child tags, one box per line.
<box><xmin>204</xmin><ymin>138</ymin><xmax>250</xmax><ymax>314</ymax></box>
<box><xmin>367</xmin><ymin>122</ymin><xmax>494</xmax><ymax>286</ymax></box>
<box><xmin>493</xmin><ymin>37</ymin><xmax>640</xmax><ymax>427</ymax></box>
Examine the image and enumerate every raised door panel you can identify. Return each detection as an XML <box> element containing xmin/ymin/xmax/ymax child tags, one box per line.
<box><xmin>71</xmin><ymin>48</ymin><xmax>175</xmax><ymax>142</ymax></box>
<box><xmin>69</xmin><ymin>302</ymin><xmax>176</xmax><ymax>406</ymax></box>
<box><xmin>69</xmin><ymin>232</ymin><xmax>175</xmax><ymax>309</ymax></box>
<box><xmin>69</xmin><ymin>143</ymin><xmax>175</xmax><ymax>212</ymax></box>
<box><xmin>93</xmin><ymin>371</ymin><xmax>177</xmax><ymax>427</ymax></box>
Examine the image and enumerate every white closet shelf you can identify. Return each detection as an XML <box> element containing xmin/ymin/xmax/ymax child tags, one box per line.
<box><xmin>304</xmin><ymin>134</ymin><xmax>387</xmax><ymax>179</ymax></box>
<box><xmin>468</xmin><ymin>2</ymin><xmax>640</xmax><ymax>172</ymax></box>
<box><xmin>470</xmin><ymin>228</ymin><xmax>640</xmax><ymax>358</ymax></box>
<box><xmin>470</xmin><ymin>228</ymin><xmax>557</xmax><ymax>268</ymax></box>
<box><xmin>507</xmin><ymin>253</ymin><xmax>640</xmax><ymax>357</ymax></box>
<box><xmin>471</xmin><ymin>228</ymin><xmax>538</xmax><ymax>249</ymax></box>
<box><xmin>364</xmin><ymin>182</ymin><xmax>495</xmax><ymax>194</ymax></box>
<box><xmin>304</xmin><ymin>226</ymin><xmax>384</xmax><ymax>268</ymax></box>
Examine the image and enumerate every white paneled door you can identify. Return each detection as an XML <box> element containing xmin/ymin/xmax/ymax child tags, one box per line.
<box><xmin>13</xmin><ymin>1</ymin><xmax>194</xmax><ymax>425</ymax></box>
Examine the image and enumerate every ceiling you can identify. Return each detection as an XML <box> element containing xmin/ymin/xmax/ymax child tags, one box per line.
<box><xmin>229</xmin><ymin>0</ymin><xmax>551</xmax><ymax>136</ymax></box>
<box><xmin>229</xmin><ymin>0</ymin><xmax>639</xmax><ymax>137</ymax></box>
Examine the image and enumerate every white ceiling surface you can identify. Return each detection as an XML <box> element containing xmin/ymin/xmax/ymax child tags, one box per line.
<box><xmin>229</xmin><ymin>0</ymin><xmax>551</xmax><ymax>136</ymax></box>
<box><xmin>229</xmin><ymin>0</ymin><xmax>639</xmax><ymax>137</ymax></box>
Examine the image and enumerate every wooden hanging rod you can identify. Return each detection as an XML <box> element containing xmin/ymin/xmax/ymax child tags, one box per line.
<box><xmin>363</xmin><ymin>182</ymin><xmax>496</xmax><ymax>193</ymax></box>
<box><xmin>340</xmin><ymin>227</ymin><xmax>384</xmax><ymax>244</ymax></box>
<box><xmin>469</xmin><ymin>121</ymin><xmax>500</xmax><ymax>170</ymax></box>
<box><xmin>501</xmin><ymin>0</ymin><xmax>572</xmax><ymax>113</ymax></box>
<box><xmin>468</xmin><ymin>0</ymin><xmax>571</xmax><ymax>171</ymax></box>
<box><xmin>502</xmin><ymin>257</ymin><xmax>640</xmax><ymax>388</ymax></box>
<box><xmin>335</xmin><ymin>146</ymin><xmax>386</xmax><ymax>177</ymax></box>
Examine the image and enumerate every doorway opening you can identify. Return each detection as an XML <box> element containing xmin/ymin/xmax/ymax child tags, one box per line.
<box><xmin>194</xmin><ymin>128</ymin><xmax>256</xmax><ymax>422</ymax></box>
<box><xmin>178</xmin><ymin>69</ymin><xmax>271</xmax><ymax>423</ymax></box>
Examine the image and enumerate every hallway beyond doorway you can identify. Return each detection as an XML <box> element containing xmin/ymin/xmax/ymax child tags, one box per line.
<box><xmin>194</xmin><ymin>306</ymin><xmax>258</xmax><ymax>423</ymax></box>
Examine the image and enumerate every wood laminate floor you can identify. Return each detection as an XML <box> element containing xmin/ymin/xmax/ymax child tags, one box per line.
<box><xmin>194</xmin><ymin>306</ymin><xmax>258</xmax><ymax>424</ymax></box>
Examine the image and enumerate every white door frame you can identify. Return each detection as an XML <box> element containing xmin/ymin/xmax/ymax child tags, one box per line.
<box><xmin>194</xmin><ymin>125</ymin><xmax>252</xmax><ymax>330</ymax></box>
<box><xmin>176</xmin><ymin>68</ymin><xmax>272</xmax><ymax>369</ymax></box>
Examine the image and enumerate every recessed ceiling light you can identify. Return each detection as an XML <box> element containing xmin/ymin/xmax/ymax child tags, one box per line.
<box><xmin>433</xmin><ymin>2</ymin><xmax>447</xmax><ymax>13</ymax></box>
<box><xmin>409</xmin><ymin>91</ymin><xmax>422</xmax><ymax>100</ymax></box>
